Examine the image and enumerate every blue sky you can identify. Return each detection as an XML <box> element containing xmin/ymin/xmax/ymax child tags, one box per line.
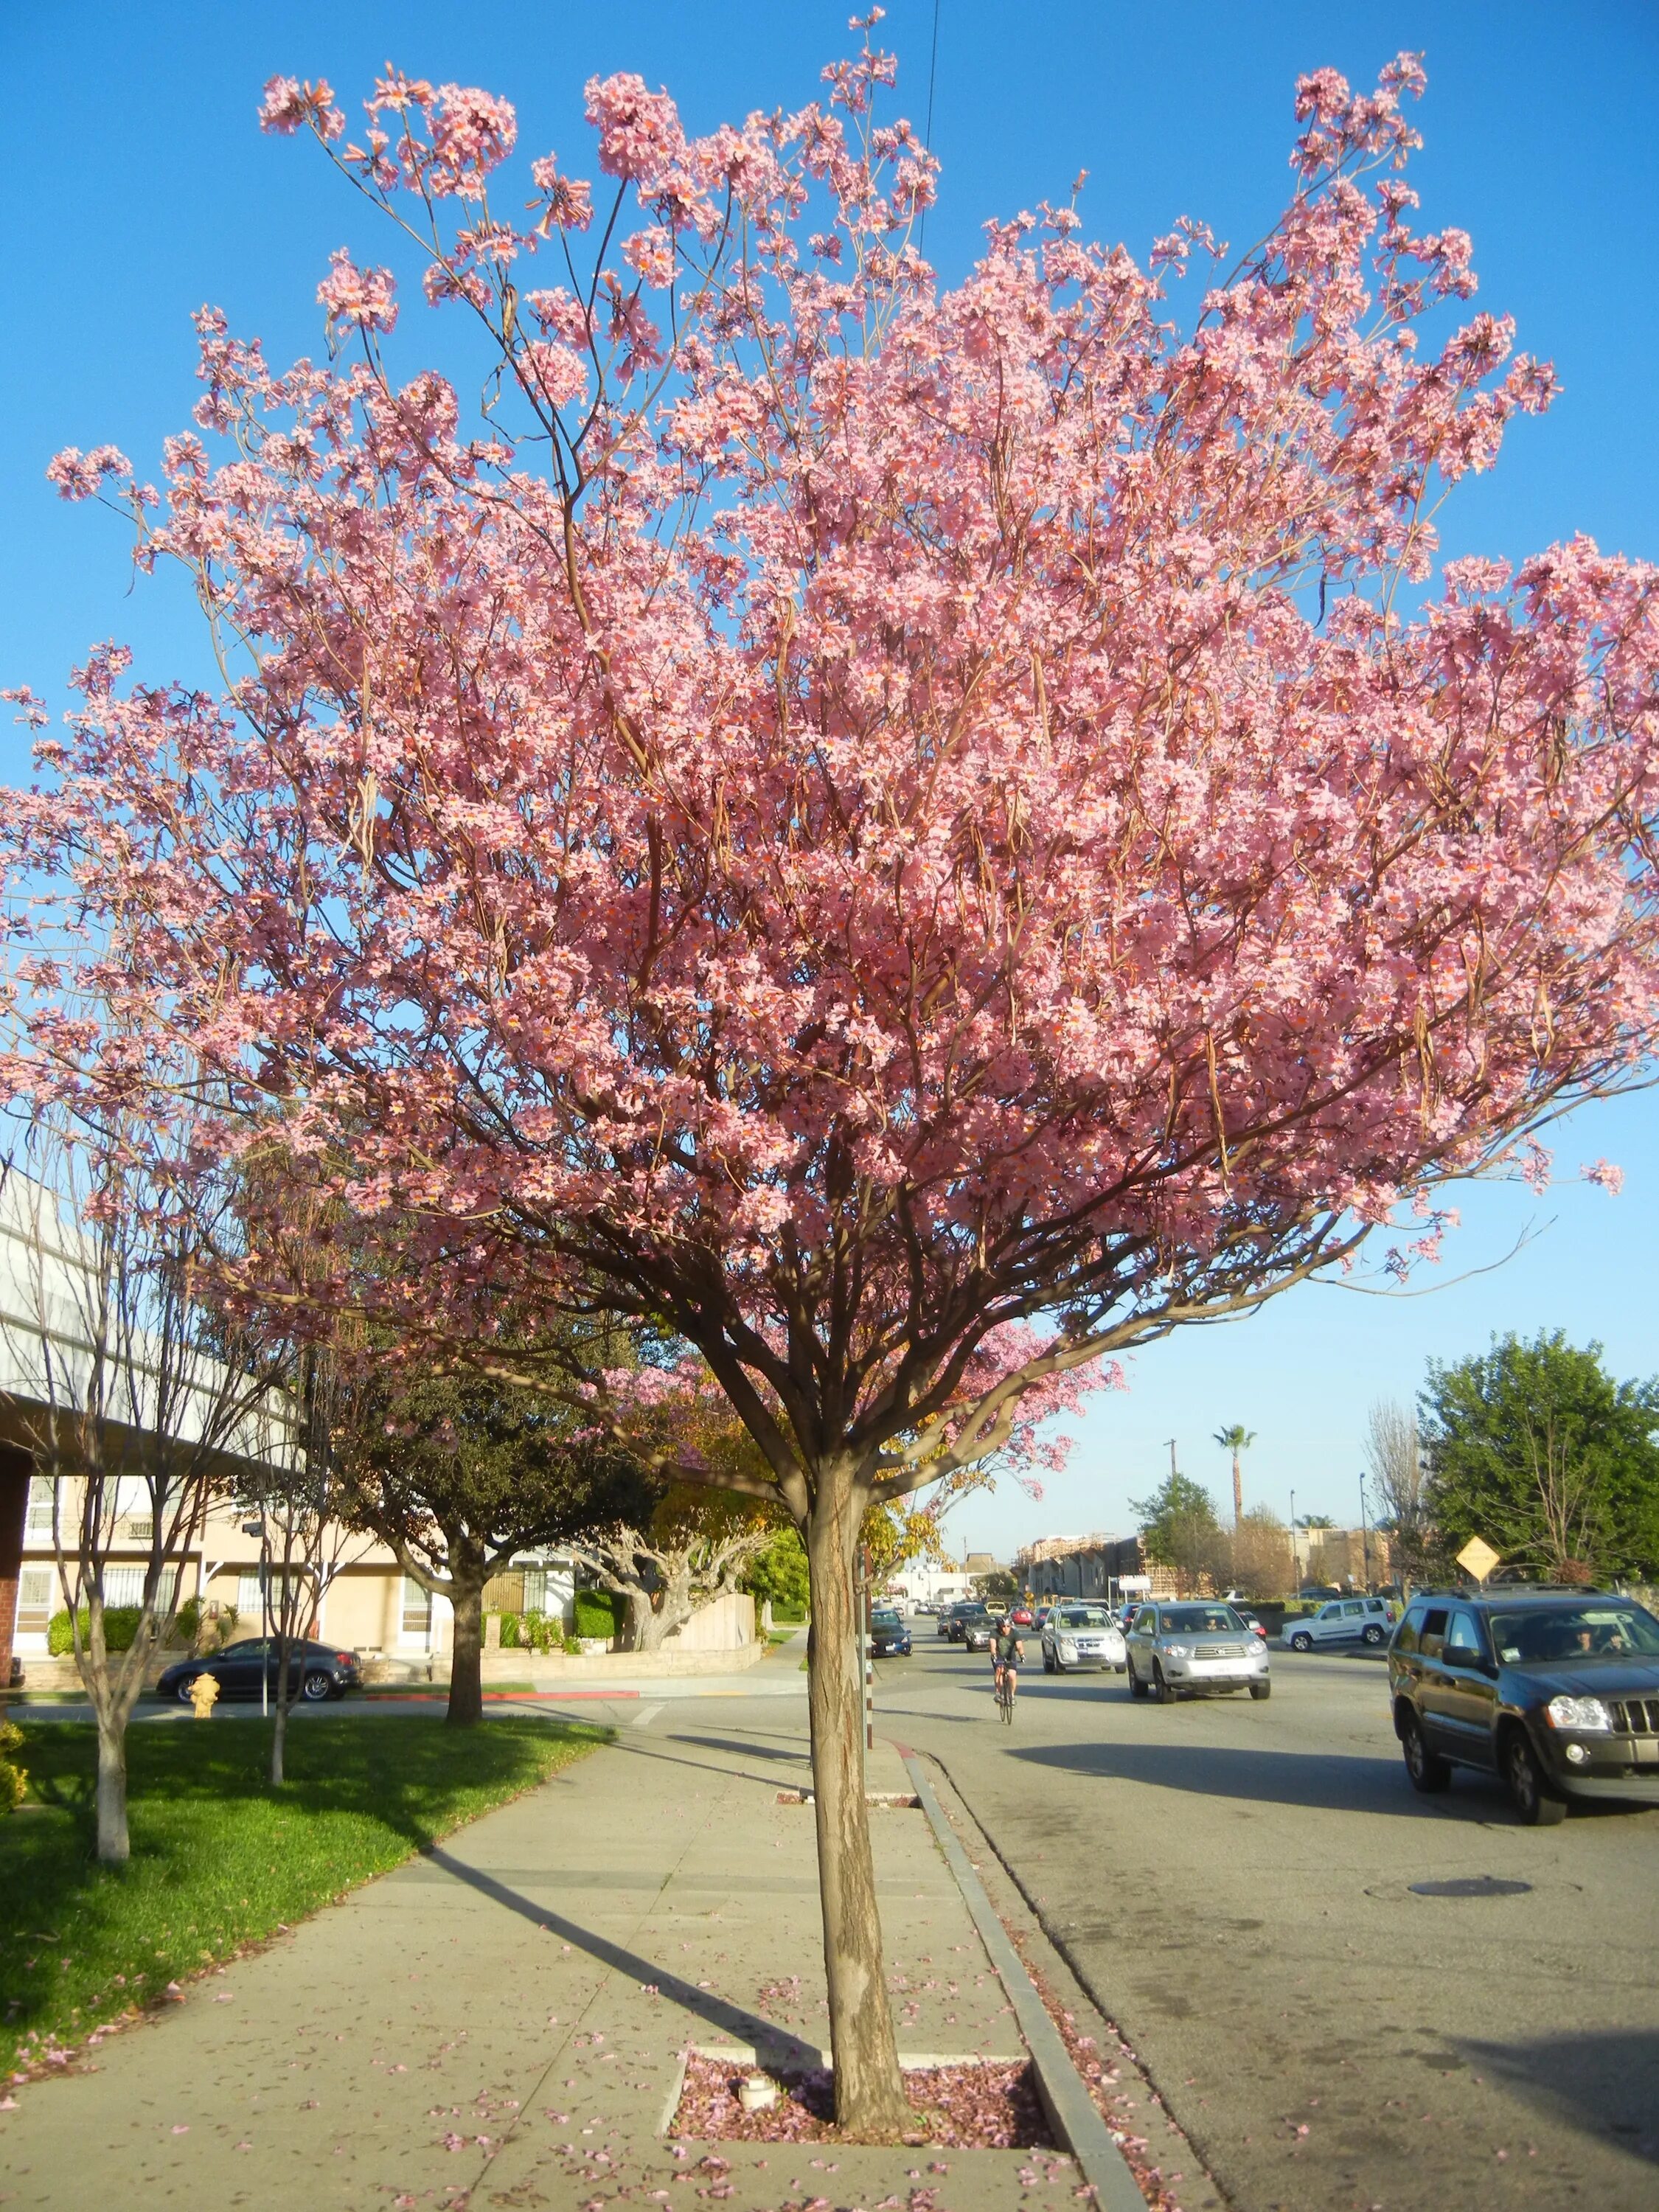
<box><xmin>3</xmin><ymin>3</ymin><xmax>1656</xmax><ymax>1552</ymax></box>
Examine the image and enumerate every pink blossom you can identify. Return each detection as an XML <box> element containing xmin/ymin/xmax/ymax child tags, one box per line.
<box><xmin>622</xmin><ymin>226</ymin><xmax>676</xmax><ymax>288</ymax></box>
<box><xmin>316</xmin><ymin>249</ymin><xmax>398</xmax><ymax>338</ymax></box>
<box><xmin>45</xmin><ymin>445</ymin><xmax>131</xmax><ymax>500</ymax></box>
<box><xmin>428</xmin><ymin>83</ymin><xmax>517</xmax><ymax>195</ymax></box>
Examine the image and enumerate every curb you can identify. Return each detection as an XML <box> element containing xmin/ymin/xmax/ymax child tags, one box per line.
<box><xmin>900</xmin><ymin>1748</ymin><xmax>1150</xmax><ymax>2212</ymax></box>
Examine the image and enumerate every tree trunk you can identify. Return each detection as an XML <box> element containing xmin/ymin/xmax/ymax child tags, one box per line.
<box><xmin>804</xmin><ymin>1470</ymin><xmax>909</xmax><ymax>2136</ymax></box>
<box><xmin>94</xmin><ymin>1699</ymin><xmax>131</xmax><ymax>1863</ymax></box>
<box><xmin>447</xmin><ymin>1573</ymin><xmax>485</xmax><ymax>1727</ymax></box>
<box><xmin>622</xmin><ymin>1587</ymin><xmax>655</xmax><ymax>1652</ymax></box>
<box><xmin>1232</xmin><ymin>1451</ymin><xmax>1244</xmax><ymax>1528</ymax></box>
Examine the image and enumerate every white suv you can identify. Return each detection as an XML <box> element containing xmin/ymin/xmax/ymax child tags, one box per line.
<box><xmin>1283</xmin><ymin>1596</ymin><xmax>1393</xmax><ymax>1651</ymax></box>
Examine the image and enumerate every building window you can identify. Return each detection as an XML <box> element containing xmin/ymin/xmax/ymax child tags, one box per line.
<box><xmin>237</xmin><ymin>1569</ymin><xmax>263</xmax><ymax>1621</ymax></box>
<box><xmin>101</xmin><ymin>1565</ymin><xmax>177</xmax><ymax>1611</ymax></box>
<box><xmin>25</xmin><ymin>1478</ymin><xmax>55</xmax><ymax>1535</ymax></box>
<box><xmin>18</xmin><ymin>1568</ymin><xmax>53</xmax><ymax>1635</ymax></box>
<box><xmin>401</xmin><ymin>1576</ymin><xmax>432</xmax><ymax>1643</ymax></box>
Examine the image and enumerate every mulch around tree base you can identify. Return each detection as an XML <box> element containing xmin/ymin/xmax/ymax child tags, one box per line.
<box><xmin>672</xmin><ymin>2052</ymin><xmax>1055</xmax><ymax>2148</ymax></box>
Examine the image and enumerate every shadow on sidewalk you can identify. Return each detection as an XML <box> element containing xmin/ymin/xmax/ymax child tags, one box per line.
<box><xmin>425</xmin><ymin>1846</ymin><xmax>818</xmax><ymax>2066</ymax></box>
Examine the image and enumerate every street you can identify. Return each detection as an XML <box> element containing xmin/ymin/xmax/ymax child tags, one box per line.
<box><xmin>874</xmin><ymin>1631</ymin><xmax>1659</xmax><ymax>2211</ymax></box>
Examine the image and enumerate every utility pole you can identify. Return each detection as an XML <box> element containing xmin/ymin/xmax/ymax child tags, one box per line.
<box><xmin>1290</xmin><ymin>1489</ymin><xmax>1297</xmax><ymax>1590</ymax></box>
<box><xmin>1166</xmin><ymin>1437</ymin><xmax>1178</xmax><ymax>1481</ymax></box>
<box><xmin>1359</xmin><ymin>1473</ymin><xmax>1372</xmax><ymax>1590</ymax></box>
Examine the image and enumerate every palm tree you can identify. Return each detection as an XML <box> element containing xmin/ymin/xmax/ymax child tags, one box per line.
<box><xmin>1214</xmin><ymin>1424</ymin><xmax>1256</xmax><ymax>1528</ymax></box>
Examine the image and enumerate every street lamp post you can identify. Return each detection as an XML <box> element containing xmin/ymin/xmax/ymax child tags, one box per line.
<box><xmin>1290</xmin><ymin>1489</ymin><xmax>1297</xmax><ymax>1593</ymax></box>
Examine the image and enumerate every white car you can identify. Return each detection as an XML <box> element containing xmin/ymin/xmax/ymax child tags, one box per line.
<box><xmin>1041</xmin><ymin>1601</ymin><xmax>1127</xmax><ymax>1674</ymax></box>
<box><xmin>1282</xmin><ymin>1595</ymin><xmax>1394</xmax><ymax>1651</ymax></box>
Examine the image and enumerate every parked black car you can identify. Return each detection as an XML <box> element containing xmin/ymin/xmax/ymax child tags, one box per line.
<box><xmin>868</xmin><ymin>1608</ymin><xmax>912</xmax><ymax>1658</ymax></box>
<box><xmin>157</xmin><ymin>1637</ymin><xmax>362</xmax><ymax>1705</ymax></box>
<box><xmin>1388</xmin><ymin>1589</ymin><xmax>1659</xmax><ymax>1825</ymax></box>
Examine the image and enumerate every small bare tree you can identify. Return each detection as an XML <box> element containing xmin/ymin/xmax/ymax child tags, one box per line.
<box><xmin>241</xmin><ymin>1343</ymin><xmax>372</xmax><ymax>1786</ymax></box>
<box><xmin>0</xmin><ymin>1110</ymin><xmax>286</xmax><ymax>1860</ymax></box>
<box><xmin>1363</xmin><ymin>1397</ymin><xmax>1431</xmax><ymax>1588</ymax></box>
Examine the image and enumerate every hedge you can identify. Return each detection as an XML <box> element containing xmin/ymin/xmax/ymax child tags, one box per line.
<box><xmin>572</xmin><ymin>1588</ymin><xmax>626</xmax><ymax>1641</ymax></box>
<box><xmin>47</xmin><ymin>1606</ymin><xmax>142</xmax><ymax>1656</ymax></box>
<box><xmin>46</xmin><ymin>1600</ymin><xmax>203</xmax><ymax>1658</ymax></box>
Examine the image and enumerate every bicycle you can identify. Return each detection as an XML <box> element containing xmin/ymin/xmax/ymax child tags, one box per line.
<box><xmin>993</xmin><ymin>1665</ymin><xmax>1017</xmax><ymax>1725</ymax></box>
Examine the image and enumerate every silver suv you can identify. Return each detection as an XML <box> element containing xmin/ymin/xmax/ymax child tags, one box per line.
<box><xmin>1126</xmin><ymin>1601</ymin><xmax>1272</xmax><ymax>1702</ymax></box>
<box><xmin>1283</xmin><ymin>1595</ymin><xmax>1393</xmax><ymax>1651</ymax></box>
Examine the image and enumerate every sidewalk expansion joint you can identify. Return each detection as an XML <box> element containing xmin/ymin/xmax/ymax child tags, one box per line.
<box><xmin>900</xmin><ymin>1747</ymin><xmax>1152</xmax><ymax>2212</ymax></box>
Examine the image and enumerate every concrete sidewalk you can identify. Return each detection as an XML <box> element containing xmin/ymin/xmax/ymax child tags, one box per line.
<box><xmin>0</xmin><ymin>1704</ymin><xmax>1092</xmax><ymax>2210</ymax></box>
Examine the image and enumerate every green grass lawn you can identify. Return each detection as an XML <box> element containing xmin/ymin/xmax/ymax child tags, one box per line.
<box><xmin>0</xmin><ymin>1713</ymin><xmax>606</xmax><ymax>2079</ymax></box>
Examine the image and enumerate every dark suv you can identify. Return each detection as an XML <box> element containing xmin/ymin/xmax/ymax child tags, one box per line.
<box><xmin>1388</xmin><ymin>1589</ymin><xmax>1659</xmax><ymax>1825</ymax></box>
<box><xmin>949</xmin><ymin>1603</ymin><xmax>994</xmax><ymax>1650</ymax></box>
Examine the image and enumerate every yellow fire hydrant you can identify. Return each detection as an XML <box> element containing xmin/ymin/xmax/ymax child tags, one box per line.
<box><xmin>189</xmin><ymin>1673</ymin><xmax>220</xmax><ymax>1719</ymax></box>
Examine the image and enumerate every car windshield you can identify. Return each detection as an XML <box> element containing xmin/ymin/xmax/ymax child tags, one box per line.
<box><xmin>872</xmin><ymin>1612</ymin><xmax>900</xmax><ymax>1628</ymax></box>
<box><xmin>1159</xmin><ymin>1607</ymin><xmax>1242</xmax><ymax>1635</ymax></box>
<box><xmin>1488</xmin><ymin>1604</ymin><xmax>1659</xmax><ymax>1663</ymax></box>
<box><xmin>1057</xmin><ymin>1606</ymin><xmax>1113</xmax><ymax>1628</ymax></box>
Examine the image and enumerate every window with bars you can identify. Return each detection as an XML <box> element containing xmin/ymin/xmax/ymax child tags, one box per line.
<box><xmin>18</xmin><ymin>1567</ymin><xmax>54</xmax><ymax>1635</ymax></box>
<box><xmin>101</xmin><ymin>1565</ymin><xmax>177</xmax><ymax>1610</ymax></box>
<box><xmin>401</xmin><ymin>1576</ymin><xmax>433</xmax><ymax>1641</ymax></box>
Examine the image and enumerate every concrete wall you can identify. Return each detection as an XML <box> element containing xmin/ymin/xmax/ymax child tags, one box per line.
<box><xmin>669</xmin><ymin>1588</ymin><xmax>755</xmax><ymax>1651</ymax></box>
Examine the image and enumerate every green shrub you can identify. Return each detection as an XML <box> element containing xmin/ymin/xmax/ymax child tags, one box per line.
<box><xmin>572</xmin><ymin>1589</ymin><xmax>624</xmax><ymax>1642</ymax></box>
<box><xmin>173</xmin><ymin>1596</ymin><xmax>202</xmax><ymax>1648</ymax></box>
<box><xmin>46</xmin><ymin>1606</ymin><xmax>144</xmax><ymax>1657</ymax></box>
<box><xmin>497</xmin><ymin>1610</ymin><xmax>523</xmax><ymax>1649</ymax></box>
<box><xmin>744</xmin><ymin>1526</ymin><xmax>810</xmax><ymax>1612</ymax></box>
<box><xmin>0</xmin><ymin>1721</ymin><xmax>25</xmax><ymax>1817</ymax></box>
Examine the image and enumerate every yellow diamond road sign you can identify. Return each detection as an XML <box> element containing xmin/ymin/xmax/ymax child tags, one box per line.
<box><xmin>1456</xmin><ymin>1536</ymin><xmax>1502</xmax><ymax>1583</ymax></box>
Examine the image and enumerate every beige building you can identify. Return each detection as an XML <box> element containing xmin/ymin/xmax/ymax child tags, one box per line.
<box><xmin>11</xmin><ymin>1469</ymin><xmax>582</xmax><ymax>1674</ymax></box>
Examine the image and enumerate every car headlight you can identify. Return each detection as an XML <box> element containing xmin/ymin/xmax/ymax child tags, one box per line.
<box><xmin>1059</xmin><ymin>1640</ymin><xmax>1077</xmax><ymax>1656</ymax></box>
<box><xmin>1161</xmin><ymin>1643</ymin><xmax>1192</xmax><ymax>1659</ymax></box>
<box><xmin>1545</xmin><ymin>1694</ymin><xmax>1613</xmax><ymax>1733</ymax></box>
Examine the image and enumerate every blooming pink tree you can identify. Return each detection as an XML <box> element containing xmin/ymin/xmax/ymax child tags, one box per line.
<box><xmin>7</xmin><ymin>25</ymin><xmax>1659</xmax><ymax>2126</ymax></box>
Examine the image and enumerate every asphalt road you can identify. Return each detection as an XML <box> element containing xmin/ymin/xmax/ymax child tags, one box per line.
<box><xmin>875</xmin><ymin>1632</ymin><xmax>1659</xmax><ymax>2212</ymax></box>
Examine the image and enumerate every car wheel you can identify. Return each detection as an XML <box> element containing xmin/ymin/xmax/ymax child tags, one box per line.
<box><xmin>1152</xmin><ymin>1660</ymin><xmax>1175</xmax><ymax>1703</ymax></box>
<box><xmin>1127</xmin><ymin>1661</ymin><xmax>1150</xmax><ymax>1699</ymax></box>
<box><xmin>1250</xmin><ymin>1680</ymin><xmax>1271</xmax><ymax>1700</ymax></box>
<box><xmin>175</xmin><ymin>1674</ymin><xmax>201</xmax><ymax>1705</ymax></box>
<box><xmin>1363</xmin><ymin>1624</ymin><xmax>1385</xmax><ymax>1646</ymax></box>
<box><xmin>1043</xmin><ymin>1648</ymin><xmax>1056</xmax><ymax>1674</ymax></box>
<box><xmin>1504</xmin><ymin>1730</ymin><xmax>1567</xmax><ymax>1826</ymax></box>
<box><xmin>1290</xmin><ymin>1631</ymin><xmax>1313</xmax><ymax>1653</ymax></box>
<box><xmin>1400</xmin><ymin>1710</ymin><xmax>1451</xmax><ymax>1793</ymax></box>
<box><xmin>301</xmin><ymin>1670</ymin><xmax>334</xmax><ymax>1703</ymax></box>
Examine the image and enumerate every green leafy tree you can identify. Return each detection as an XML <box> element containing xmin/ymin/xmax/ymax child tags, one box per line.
<box><xmin>1130</xmin><ymin>1472</ymin><xmax>1228</xmax><ymax>1593</ymax></box>
<box><xmin>339</xmin><ymin>1366</ymin><xmax>655</xmax><ymax>1724</ymax></box>
<box><xmin>1422</xmin><ymin>1332</ymin><xmax>1659</xmax><ymax>1581</ymax></box>
<box><xmin>745</xmin><ymin>1526</ymin><xmax>811</xmax><ymax>1615</ymax></box>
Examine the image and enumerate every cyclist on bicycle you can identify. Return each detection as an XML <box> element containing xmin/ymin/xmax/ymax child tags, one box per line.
<box><xmin>991</xmin><ymin>1616</ymin><xmax>1023</xmax><ymax>1706</ymax></box>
